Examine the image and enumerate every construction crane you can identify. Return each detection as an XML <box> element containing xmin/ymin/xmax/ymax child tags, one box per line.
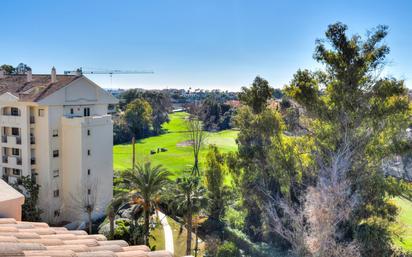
<box><xmin>64</xmin><ymin>67</ymin><xmax>154</xmax><ymax>85</ymax></box>
<box><xmin>64</xmin><ymin>67</ymin><xmax>154</xmax><ymax>76</ymax></box>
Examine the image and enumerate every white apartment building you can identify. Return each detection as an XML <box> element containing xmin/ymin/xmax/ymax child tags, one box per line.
<box><xmin>0</xmin><ymin>67</ymin><xmax>118</xmax><ymax>223</ymax></box>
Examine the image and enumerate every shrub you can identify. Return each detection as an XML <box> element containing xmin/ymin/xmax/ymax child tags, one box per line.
<box><xmin>217</xmin><ymin>241</ymin><xmax>241</xmax><ymax>257</ymax></box>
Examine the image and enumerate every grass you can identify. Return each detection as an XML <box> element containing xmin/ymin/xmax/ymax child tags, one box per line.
<box><xmin>394</xmin><ymin>197</ymin><xmax>412</xmax><ymax>251</ymax></box>
<box><xmin>113</xmin><ymin>112</ymin><xmax>238</xmax><ymax>177</ymax></box>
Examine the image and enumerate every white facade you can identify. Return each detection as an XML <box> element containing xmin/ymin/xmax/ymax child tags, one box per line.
<box><xmin>0</xmin><ymin>73</ymin><xmax>118</xmax><ymax>223</ymax></box>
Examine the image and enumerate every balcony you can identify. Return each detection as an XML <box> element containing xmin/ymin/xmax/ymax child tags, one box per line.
<box><xmin>2</xmin><ymin>156</ymin><xmax>22</xmax><ymax>167</ymax></box>
<box><xmin>0</xmin><ymin>116</ymin><xmax>22</xmax><ymax>127</ymax></box>
<box><xmin>1</xmin><ymin>136</ymin><xmax>22</xmax><ymax>146</ymax></box>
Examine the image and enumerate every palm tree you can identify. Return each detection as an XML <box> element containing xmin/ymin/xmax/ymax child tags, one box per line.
<box><xmin>105</xmin><ymin>195</ymin><xmax>128</xmax><ymax>239</ymax></box>
<box><xmin>123</xmin><ymin>162</ymin><xmax>170</xmax><ymax>246</ymax></box>
<box><xmin>171</xmin><ymin>175</ymin><xmax>207</xmax><ymax>256</ymax></box>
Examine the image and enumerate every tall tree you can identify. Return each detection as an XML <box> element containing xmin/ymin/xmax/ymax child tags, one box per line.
<box><xmin>285</xmin><ymin>22</ymin><xmax>411</xmax><ymax>256</ymax></box>
<box><xmin>170</xmin><ymin>175</ymin><xmax>206</xmax><ymax>256</ymax></box>
<box><xmin>122</xmin><ymin>162</ymin><xmax>170</xmax><ymax>245</ymax></box>
<box><xmin>238</xmin><ymin>76</ymin><xmax>274</xmax><ymax>114</ymax></box>
<box><xmin>142</xmin><ymin>91</ymin><xmax>172</xmax><ymax>135</ymax></box>
<box><xmin>120</xmin><ymin>89</ymin><xmax>172</xmax><ymax>135</ymax></box>
<box><xmin>204</xmin><ymin>145</ymin><xmax>227</xmax><ymax>222</ymax></box>
<box><xmin>187</xmin><ymin>112</ymin><xmax>207</xmax><ymax>176</ymax></box>
<box><xmin>124</xmin><ymin>98</ymin><xmax>153</xmax><ymax>139</ymax></box>
<box><xmin>230</xmin><ymin>78</ymin><xmax>289</xmax><ymax>241</ymax></box>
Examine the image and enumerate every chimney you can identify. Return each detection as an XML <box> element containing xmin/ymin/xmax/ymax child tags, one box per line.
<box><xmin>27</xmin><ymin>69</ymin><xmax>32</xmax><ymax>82</ymax></box>
<box><xmin>51</xmin><ymin>67</ymin><xmax>57</xmax><ymax>83</ymax></box>
<box><xmin>0</xmin><ymin>69</ymin><xmax>4</xmax><ymax>79</ymax></box>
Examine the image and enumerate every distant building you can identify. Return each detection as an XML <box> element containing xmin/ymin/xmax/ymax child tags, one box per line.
<box><xmin>0</xmin><ymin>67</ymin><xmax>118</xmax><ymax>222</ymax></box>
<box><xmin>105</xmin><ymin>88</ymin><xmax>125</xmax><ymax>98</ymax></box>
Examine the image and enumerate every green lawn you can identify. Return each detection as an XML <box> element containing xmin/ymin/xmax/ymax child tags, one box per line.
<box><xmin>113</xmin><ymin>112</ymin><xmax>238</xmax><ymax>176</ymax></box>
<box><xmin>394</xmin><ymin>197</ymin><xmax>412</xmax><ymax>251</ymax></box>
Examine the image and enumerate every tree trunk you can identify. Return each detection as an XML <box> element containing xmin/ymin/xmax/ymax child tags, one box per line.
<box><xmin>109</xmin><ymin>215</ymin><xmax>115</xmax><ymax>239</ymax></box>
<box><xmin>144</xmin><ymin>209</ymin><xmax>150</xmax><ymax>246</ymax></box>
<box><xmin>186</xmin><ymin>194</ymin><xmax>192</xmax><ymax>256</ymax></box>
<box><xmin>194</xmin><ymin>224</ymin><xmax>199</xmax><ymax>257</ymax></box>
<box><xmin>193</xmin><ymin>156</ymin><xmax>199</xmax><ymax>176</ymax></box>
<box><xmin>88</xmin><ymin>211</ymin><xmax>92</xmax><ymax>234</ymax></box>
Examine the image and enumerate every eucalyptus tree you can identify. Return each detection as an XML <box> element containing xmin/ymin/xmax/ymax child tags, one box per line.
<box><xmin>285</xmin><ymin>22</ymin><xmax>411</xmax><ymax>256</ymax></box>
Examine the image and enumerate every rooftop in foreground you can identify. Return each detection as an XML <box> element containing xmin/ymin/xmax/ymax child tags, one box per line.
<box><xmin>0</xmin><ymin>218</ymin><xmax>172</xmax><ymax>257</ymax></box>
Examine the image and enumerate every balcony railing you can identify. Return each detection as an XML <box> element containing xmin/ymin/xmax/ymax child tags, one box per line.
<box><xmin>30</xmin><ymin>136</ymin><xmax>35</xmax><ymax>144</ymax></box>
<box><xmin>2</xmin><ymin>156</ymin><xmax>7</xmax><ymax>163</ymax></box>
<box><xmin>30</xmin><ymin>116</ymin><xmax>35</xmax><ymax>124</ymax></box>
<box><xmin>1</xmin><ymin>136</ymin><xmax>6</xmax><ymax>143</ymax></box>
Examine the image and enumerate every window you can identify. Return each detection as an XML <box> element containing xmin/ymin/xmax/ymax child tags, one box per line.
<box><xmin>70</xmin><ymin>108</ymin><xmax>74</xmax><ymax>115</ymax></box>
<box><xmin>38</xmin><ymin>109</ymin><xmax>44</xmax><ymax>117</ymax></box>
<box><xmin>87</xmin><ymin>169</ymin><xmax>91</xmax><ymax>175</ymax></box>
<box><xmin>11</xmin><ymin>107</ymin><xmax>19</xmax><ymax>116</ymax></box>
<box><xmin>54</xmin><ymin>210</ymin><xmax>60</xmax><ymax>217</ymax></box>
<box><xmin>12</xmin><ymin>169</ymin><xmax>21</xmax><ymax>176</ymax></box>
<box><xmin>53</xmin><ymin>170</ymin><xmax>59</xmax><ymax>178</ymax></box>
<box><xmin>87</xmin><ymin>189</ymin><xmax>91</xmax><ymax>195</ymax></box>
<box><xmin>87</xmin><ymin>150</ymin><xmax>91</xmax><ymax>156</ymax></box>
<box><xmin>53</xmin><ymin>150</ymin><xmax>59</xmax><ymax>158</ymax></box>
<box><xmin>53</xmin><ymin>190</ymin><xmax>59</xmax><ymax>197</ymax></box>
<box><xmin>12</xmin><ymin>148</ymin><xmax>20</xmax><ymax>156</ymax></box>
<box><xmin>52</xmin><ymin>129</ymin><xmax>58</xmax><ymax>137</ymax></box>
<box><xmin>87</xmin><ymin>129</ymin><xmax>91</xmax><ymax>136</ymax></box>
<box><xmin>84</xmin><ymin>107</ymin><xmax>90</xmax><ymax>117</ymax></box>
<box><xmin>11</xmin><ymin>128</ymin><xmax>19</xmax><ymax>136</ymax></box>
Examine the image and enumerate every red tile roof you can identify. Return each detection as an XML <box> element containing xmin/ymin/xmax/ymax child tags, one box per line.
<box><xmin>0</xmin><ymin>75</ymin><xmax>81</xmax><ymax>102</ymax></box>
<box><xmin>0</xmin><ymin>218</ymin><xmax>172</xmax><ymax>257</ymax></box>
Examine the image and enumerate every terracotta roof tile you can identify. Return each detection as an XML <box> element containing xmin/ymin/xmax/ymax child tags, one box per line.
<box><xmin>98</xmin><ymin>240</ymin><xmax>129</xmax><ymax>247</ymax></box>
<box><xmin>76</xmin><ymin>251</ymin><xmax>116</xmax><ymax>257</ymax></box>
<box><xmin>115</xmin><ymin>252</ymin><xmax>147</xmax><ymax>257</ymax></box>
<box><xmin>0</xmin><ymin>218</ymin><xmax>172</xmax><ymax>257</ymax></box>
<box><xmin>23</xmin><ymin>249</ymin><xmax>76</xmax><ymax>256</ymax></box>
<box><xmin>0</xmin><ymin>218</ymin><xmax>17</xmax><ymax>225</ymax></box>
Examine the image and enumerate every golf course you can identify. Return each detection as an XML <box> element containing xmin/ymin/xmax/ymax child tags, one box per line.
<box><xmin>113</xmin><ymin>112</ymin><xmax>238</xmax><ymax>176</ymax></box>
<box><xmin>113</xmin><ymin>111</ymin><xmax>412</xmax><ymax>252</ymax></box>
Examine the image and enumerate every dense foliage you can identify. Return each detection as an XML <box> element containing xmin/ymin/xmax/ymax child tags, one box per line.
<box><xmin>222</xmin><ymin>23</ymin><xmax>412</xmax><ymax>257</ymax></box>
<box><xmin>198</xmin><ymin>96</ymin><xmax>236</xmax><ymax>131</ymax></box>
<box><xmin>114</xmin><ymin>89</ymin><xmax>172</xmax><ymax>143</ymax></box>
<box><xmin>12</xmin><ymin>176</ymin><xmax>42</xmax><ymax>221</ymax></box>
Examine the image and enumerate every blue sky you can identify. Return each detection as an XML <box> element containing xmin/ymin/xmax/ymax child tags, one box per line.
<box><xmin>1</xmin><ymin>0</ymin><xmax>411</xmax><ymax>90</ymax></box>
